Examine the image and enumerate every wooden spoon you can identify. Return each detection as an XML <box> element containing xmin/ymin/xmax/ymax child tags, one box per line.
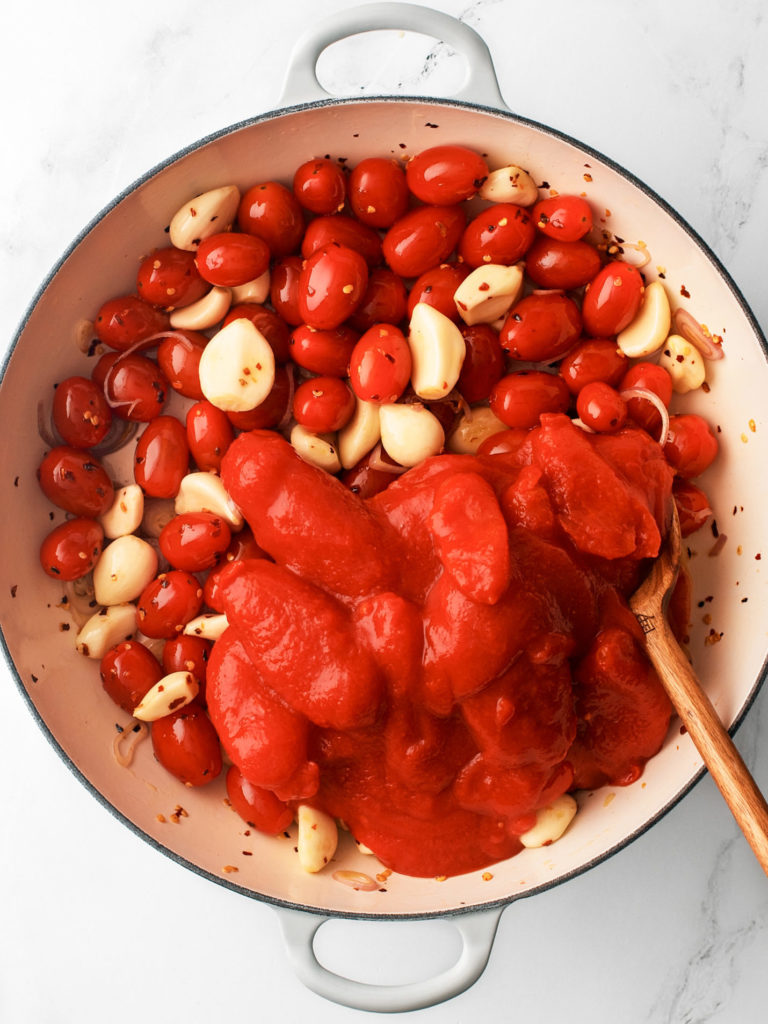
<box><xmin>630</xmin><ymin>503</ymin><xmax>768</xmax><ymax>876</ymax></box>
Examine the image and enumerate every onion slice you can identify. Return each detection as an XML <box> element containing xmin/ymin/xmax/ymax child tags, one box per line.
<box><xmin>620</xmin><ymin>386</ymin><xmax>670</xmax><ymax>448</ymax></box>
<box><xmin>672</xmin><ymin>308</ymin><xmax>725</xmax><ymax>361</ymax></box>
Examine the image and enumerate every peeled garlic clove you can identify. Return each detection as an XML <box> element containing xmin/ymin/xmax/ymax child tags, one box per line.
<box><xmin>75</xmin><ymin>603</ymin><xmax>137</xmax><ymax>659</ymax></box>
<box><xmin>379</xmin><ymin>402</ymin><xmax>444</xmax><ymax>467</ymax></box>
<box><xmin>478</xmin><ymin>165</ymin><xmax>539</xmax><ymax>206</ymax></box>
<box><xmin>297</xmin><ymin>805</ymin><xmax>338</xmax><ymax>873</ymax></box>
<box><xmin>99</xmin><ymin>484</ymin><xmax>144</xmax><ymax>539</ymax></box>
<box><xmin>519</xmin><ymin>795</ymin><xmax>578</xmax><ymax>849</ymax></box>
<box><xmin>290</xmin><ymin>424</ymin><xmax>342</xmax><ymax>473</ymax></box>
<box><xmin>174</xmin><ymin>471</ymin><xmax>243</xmax><ymax>529</ymax></box>
<box><xmin>408</xmin><ymin>302</ymin><xmax>466</xmax><ymax>400</ymax></box>
<box><xmin>616</xmin><ymin>280</ymin><xmax>671</xmax><ymax>358</ymax></box>
<box><xmin>454</xmin><ymin>263</ymin><xmax>524</xmax><ymax>326</ymax></box>
<box><xmin>231</xmin><ymin>270</ymin><xmax>271</xmax><ymax>305</ymax></box>
<box><xmin>338</xmin><ymin>397</ymin><xmax>381</xmax><ymax>469</ymax></box>
<box><xmin>183</xmin><ymin>613</ymin><xmax>230</xmax><ymax>640</ymax></box>
<box><xmin>93</xmin><ymin>536</ymin><xmax>158</xmax><ymax>606</ymax></box>
<box><xmin>169</xmin><ymin>286</ymin><xmax>232</xmax><ymax>330</ymax></box>
<box><xmin>198</xmin><ymin>318</ymin><xmax>276</xmax><ymax>412</ymax></box>
<box><xmin>133</xmin><ymin>671</ymin><xmax>199</xmax><ymax>722</ymax></box>
<box><xmin>141</xmin><ymin>498</ymin><xmax>177</xmax><ymax>539</ymax></box>
<box><xmin>658</xmin><ymin>333</ymin><xmax>707</xmax><ymax>393</ymax></box>
<box><xmin>447</xmin><ymin>406</ymin><xmax>507</xmax><ymax>453</ymax></box>
<box><xmin>169</xmin><ymin>185</ymin><xmax>241</xmax><ymax>251</ymax></box>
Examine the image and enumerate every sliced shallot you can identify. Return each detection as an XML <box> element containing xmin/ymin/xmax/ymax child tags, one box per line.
<box><xmin>672</xmin><ymin>308</ymin><xmax>725</xmax><ymax>360</ymax></box>
<box><xmin>620</xmin><ymin>386</ymin><xmax>670</xmax><ymax>447</ymax></box>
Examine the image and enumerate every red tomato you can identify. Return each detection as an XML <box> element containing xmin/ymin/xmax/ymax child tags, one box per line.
<box><xmin>663</xmin><ymin>414</ymin><xmax>719</xmax><ymax>479</ymax></box>
<box><xmin>39</xmin><ymin>517</ymin><xmax>104</xmax><ymax>581</ymax></box>
<box><xmin>52</xmin><ymin>376</ymin><xmax>112</xmax><ymax>448</ymax></box>
<box><xmin>162</xmin><ymin>634</ymin><xmax>213</xmax><ymax>705</ymax></box>
<box><xmin>237</xmin><ymin>181</ymin><xmax>304</xmax><ymax>258</ymax></box>
<box><xmin>673</xmin><ymin>479</ymin><xmax>713</xmax><ymax>536</ymax></box>
<box><xmin>226</xmin><ymin>365</ymin><xmax>294</xmax><ymax>430</ymax></box>
<box><xmin>186</xmin><ymin>400</ymin><xmax>235</xmax><ymax>472</ymax></box>
<box><xmin>407</xmin><ymin>263</ymin><xmax>471</xmax><ymax>323</ymax></box>
<box><xmin>226</xmin><ymin>765</ymin><xmax>294</xmax><ymax>834</ymax></box>
<box><xmin>619</xmin><ymin>362</ymin><xmax>673</xmax><ymax>434</ymax></box>
<box><xmin>100</xmin><ymin>641</ymin><xmax>164</xmax><ymax>715</ymax></box>
<box><xmin>203</xmin><ymin>530</ymin><xmax>267</xmax><ymax>611</ymax></box>
<box><xmin>91</xmin><ymin>351</ymin><xmax>119</xmax><ymax>390</ymax></box>
<box><xmin>524</xmin><ymin>236</ymin><xmax>602</xmax><ymax>290</ymax></box>
<box><xmin>151</xmin><ymin>702</ymin><xmax>222</xmax><ymax>786</ymax></box>
<box><xmin>532</xmin><ymin>195</ymin><xmax>593</xmax><ymax>241</ymax></box>
<box><xmin>458</xmin><ymin>324</ymin><xmax>505</xmax><ymax>403</ymax></box>
<box><xmin>38</xmin><ymin>446</ymin><xmax>113</xmax><ymax>517</ymax></box>
<box><xmin>137</xmin><ymin>247</ymin><xmax>209</xmax><ymax>310</ymax></box>
<box><xmin>340</xmin><ymin>447</ymin><xmax>402</xmax><ymax>499</ymax></box>
<box><xmin>156</xmin><ymin>330</ymin><xmax>207</xmax><ymax>400</ymax></box>
<box><xmin>582</xmin><ymin>261</ymin><xmax>644</xmax><ymax>337</ymax></box>
<box><xmin>477</xmin><ymin>428</ymin><xmax>529</xmax><ymax>456</ymax></box>
<box><xmin>221</xmin><ymin>304</ymin><xmax>291</xmax><ymax>363</ymax></box>
<box><xmin>298</xmin><ymin>244</ymin><xmax>369</xmax><ymax>330</ymax></box>
<box><xmin>576</xmin><ymin>382</ymin><xmax>628</xmax><ymax>433</ymax></box>
<box><xmin>137</xmin><ymin>570</ymin><xmax>204</xmax><ymax>639</ymax></box>
<box><xmin>195</xmin><ymin>232</ymin><xmax>270</xmax><ymax>287</ymax></box>
<box><xmin>134</xmin><ymin>416</ymin><xmax>189</xmax><ymax>498</ymax></box>
<box><xmin>559</xmin><ymin>339</ymin><xmax>628</xmax><ymax>394</ymax></box>
<box><xmin>103</xmin><ymin>353</ymin><xmax>169</xmax><ymax>422</ymax></box>
<box><xmin>459</xmin><ymin>204</ymin><xmax>535</xmax><ymax>268</ymax></box>
<box><xmin>406</xmin><ymin>145</ymin><xmax>488</xmax><ymax>205</ymax></box>
<box><xmin>269</xmin><ymin>255</ymin><xmax>304</xmax><ymax>326</ymax></box>
<box><xmin>293</xmin><ymin>376</ymin><xmax>355</xmax><ymax>433</ymax></box>
<box><xmin>348</xmin><ymin>268</ymin><xmax>408</xmax><ymax>332</ymax></box>
<box><xmin>301</xmin><ymin>214</ymin><xmax>383</xmax><ymax>268</ymax></box>
<box><xmin>290</xmin><ymin>324</ymin><xmax>358</xmax><ymax>378</ymax></box>
<box><xmin>383</xmin><ymin>205</ymin><xmax>466</xmax><ymax>279</ymax></box>
<box><xmin>348</xmin><ymin>157</ymin><xmax>409</xmax><ymax>228</ymax></box>
<box><xmin>93</xmin><ymin>295</ymin><xmax>170</xmax><ymax>352</ymax></box>
<box><xmin>159</xmin><ymin>512</ymin><xmax>232</xmax><ymax>573</ymax></box>
<box><xmin>489</xmin><ymin>372</ymin><xmax>570</xmax><ymax>429</ymax></box>
<box><xmin>349</xmin><ymin>324</ymin><xmax>412</xmax><ymax>404</ymax></box>
<box><xmin>292</xmin><ymin>158</ymin><xmax>347</xmax><ymax>214</ymax></box>
<box><xmin>500</xmin><ymin>292</ymin><xmax>582</xmax><ymax>362</ymax></box>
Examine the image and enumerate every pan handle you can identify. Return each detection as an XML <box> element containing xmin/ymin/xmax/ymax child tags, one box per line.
<box><xmin>278</xmin><ymin>2</ymin><xmax>507</xmax><ymax>110</ymax></box>
<box><xmin>276</xmin><ymin>905</ymin><xmax>504</xmax><ymax>1013</ymax></box>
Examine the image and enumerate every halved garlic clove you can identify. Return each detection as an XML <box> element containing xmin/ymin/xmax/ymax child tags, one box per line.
<box><xmin>99</xmin><ymin>484</ymin><xmax>144</xmax><ymax>539</ymax></box>
<box><xmin>168</xmin><ymin>185</ymin><xmax>241</xmax><ymax>251</ymax></box>
<box><xmin>338</xmin><ymin>397</ymin><xmax>381</xmax><ymax>469</ymax></box>
<box><xmin>408</xmin><ymin>302</ymin><xmax>466</xmax><ymax>400</ymax></box>
<box><xmin>379</xmin><ymin>402</ymin><xmax>444</xmax><ymax>467</ymax></box>
<box><xmin>478</xmin><ymin>165</ymin><xmax>539</xmax><ymax>206</ymax></box>
<box><xmin>231</xmin><ymin>270</ymin><xmax>271</xmax><ymax>305</ymax></box>
<box><xmin>169</xmin><ymin>286</ymin><xmax>232</xmax><ymax>331</ymax></box>
<box><xmin>616</xmin><ymin>280</ymin><xmax>671</xmax><ymax>358</ymax></box>
<box><xmin>297</xmin><ymin>805</ymin><xmax>338</xmax><ymax>873</ymax></box>
<box><xmin>93</xmin><ymin>536</ymin><xmax>158</xmax><ymax>606</ymax></box>
<box><xmin>658</xmin><ymin>333</ymin><xmax>707</xmax><ymax>393</ymax></box>
<box><xmin>75</xmin><ymin>603</ymin><xmax>137</xmax><ymax>659</ymax></box>
<box><xmin>519</xmin><ymin>794</ymin><xmax>578</xmax><ymax>849</ymax></box>
<box><xmin>454</xmin><ymin>263</ymin><xmax>524</xmax><ymax>326</ymax></box>
<box><xmin>141</xmin><ymin>498</ymin><xmax>177</xmax><ymax>539</ymax></box>
<box><xmin>198</xmin><ymin>318</ymin><xmax>276</xmax><ymax>412</ymax></box>
<box><xmin>183</xmin><ymin>613</ymin><xmax>230</xmax><ymax>640</ymax></box>
<box><xmin>290</xmin><ymin>424</ymin><xmax>342</xmax><ymax>473</ymax></box>
<box><xmin>447</xmin><ymin>406</ymin><xmax>507</xmax><ymax>453</ymax></box>
<box><xmin>174</xmin><ymin>471</ymin><xmax>243</xmax><ymax>529</ymax></box>
<box><xmin>133</xmin><ymin>671</ymin><xmax>199</xmax><ymax>722</ymax></box>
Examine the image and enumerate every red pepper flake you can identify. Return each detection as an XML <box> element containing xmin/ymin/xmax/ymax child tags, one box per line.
<box><xmin>756</xmin><ymin>553</ymin><xmax>762</xmax><ymax>560</ymax></box>
<box><xmin>222</xmin><ymin>865</ymin><xmax>239</xmax><ymax>874</ymax></box>
<box><xmin>704</xmin><ymin>629</ymin><xmax>723</xmax><ymax>646</ymax></box>
<box><xmin>681</xmin><ymin>285</ymin><xmax>691</xmax><ymax>298</ymax></box>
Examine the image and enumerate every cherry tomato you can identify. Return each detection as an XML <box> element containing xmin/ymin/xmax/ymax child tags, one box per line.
<box><xmin>226</xmin><ymin>365</ymin><xmax>294</xmax><ymax>431</ymax></box>
<box><xmin>383</xmin><ymin>205</ymin><xmax>466</xmax><ymax>279</ymax></box>
<box><xmin>458</xmin><ymin>324</ymin><xmax>505</xmax><ymax>403</ymax></box>
<box><xmin>489</xmin><ymin>372</ymin><xmax>570</xmax><ymax>429</ymax></box>
<box><xmin>349</xmin><ymin>324</ymin><xmax>412</xmax><ymax>404</ymax></box>
<box><xmin>93</xmin><ymin>295</ymin><xmax>170</xmax><ymax>352</ymax></box>
<box><xmin>104</xmin><ymin>353</ymin><xmax>169</xmax><ymax>422</ymax></box>
<box><xmin>162</xmin><ymin>634</ymin><xmax>213</xmax><ymax>705</ymax></box>
<box><xmin>301</xmin><ymin>214</ymin><xmax>383</xmax><ymax>268</ymax></box>
<box><xmin>349</xmin><ymin>268</ymin><xmax>408</xmax><ymax>332</ymax></box>
<box><xmin>619</xmin><ymin>361</ymin><xmax>673</xmax><ymax>434</ymax></box>
<box><xmin>222</xmin><ymin>304</ymin><xmax>291</xmax><ymax>363</ymax></box>
<box><xmin>39</xmin><ymin>517</ymin><xmax>104</xmax><ymax>581</ymax></box>
<box><xmin>500</xmin><ymin>292</ymin><xmax>582</xmax><ymax>362</ymax></box>
<box><xmin>100</xmin><ymin>641</ymin><xmax>164</xmax><ymax>715</ymax></box>
<box><xmin>559</xmin><ymin>339</ymin><xmax>628</xmax><ymax>394</ymax></box>
<box><xmin>459</xmin><ymin>204</ymin><xmax>535</xmax><ymax>268</ymax></box>
<box><xmin>151</xmin><ymin>702</ymin><xmax>222</xmax><ymax>786</ymax></box>
<box><xmin>137</xmin><ymin>247</ymin><xmax>208</xmax><ymax>310</ymax></box>
<box><xmin>348</xmin><ymin>157</ymin><xmax>409</xmax><ymax>228</ymax></box>
<box><xmin>524</xmin><ymin>236</ymin><xmax>602</xmax><ymax>290</ymax></box>
<box><xmin>134</xmin><ymin>416</ymin><xmax>189</xmax><ymax>498</ymax></box>
<box><xmin>663</xmin><ymin>414</ymin><xmax>719</xmax><ymax>479</ymax></box>
<box><xmin>298</xmin><ymin>243</ymin><xmax>369</xmax><ymax>330</ymax></box>
<box><xmin>290</xmin><ymin>324</ymin><xmax>358</xmax><ymax>378</ymax></box>
<box><xmin>477</xmin><ymin>428</ymin><xmax>529</xmax><ymax>457</ymax></box>
<box><xmin>292</xmin><ymin>158</ymin><xmax>347</xmax><ymax>214</ymax></box>
<box><xmin>195</xmin><ymin>232</ymin><xmax>270</xmax><ymax>287</ymax></box>
<box><xmin>91</xmin><ymin>351</ymin><xmax>120</xmax><ymax>390</ymax></box>
<box><xmin>52</xmin><ymin>376</ymin><xmax>112</xmax><ymax>448</ymax></box>
<box><xmin>186</xmin><ymin>400</ymin><xmax>235</xmax><ymax>472</ymax></box>
<box><xmin>237</xmin><ymin>181</ymin><xmax>304</xmax><ymax>257</ymax></box>
<box><xmin>203</xmin><ymin>529</ymin><xmax>267</xmax><ymax>611</ymax></box>
<box><xmin>137</xmin><ymin>570</ymin><xmax>204</xmax><ymax>639</ymax></box>
<box><xmin>340</xmin><ymin>447</ymin><xmax>402</xmax><ymax>499</ymax></box>
<box><xmin>156</xmin><ymin>330</ymin><xmax>207</xmax><ymax>399</ymax></box>
<box><xmin>406</xmin><ymin>145</ymin><xmax>488</xmax><ymax>205</ymax></box>
<box><xmin>407</xmin><ymin>263</ymin><xmax>471</xmax><ymax>323</ymax></box>
<box><xmin>582</xmin><ymin>261</ymin><xmax>644</xmax><ymax>337</ymax></box>
<box><xmin>269</xmin><ymin>255</ymin><xmax>304</xmax><ymax>326</ymax></box>
<box><xmin>673</xmin><ymin>479</ymin><xmax>713</xmax><ymax>536</ymax></box>
<box><xmin>38</xmin><ymin>446</ymin><xmax>113</xmax><ymax>517</ymax></box>
<box><xmin>532</xmin><ymin>195</ymin><xmax>593</xmax><ymax>241</ymax></box>
<box><xmin>576</xmin><ymin>382</ymin><xmax>628</xmax><ymax>433</ymax></box>
<box><xmin>226</xmin><ymin>765</ymin><xmax>294</xmax><ymax>834</ymax></box>
<box><xmin>159</xmin><ymin>512</ymin><xmax>232</xmax><ymax>573</ymax></box>
<box><xmin>292</xmin><ymin>376</ymin><xmax>355</xmax><ymax>433</ymax></box>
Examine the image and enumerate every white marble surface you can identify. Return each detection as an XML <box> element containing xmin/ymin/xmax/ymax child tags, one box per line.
<box><xmin>1</xmin><ymin>1</ymin><xmax>767</xmax><ymax>1021</ymax></box>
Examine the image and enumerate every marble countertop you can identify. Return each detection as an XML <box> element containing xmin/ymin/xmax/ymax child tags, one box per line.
<box><xmin>1</xmin><ymin>1</ymin><xmax>767</xmax><ymax>1021</ymax></box>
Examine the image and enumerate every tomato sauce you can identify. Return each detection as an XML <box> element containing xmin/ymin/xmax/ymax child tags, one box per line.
<box><xmin>206</xmin><ymin>413</ymin><xmax>675</xmax><ymax>877</ymax></box>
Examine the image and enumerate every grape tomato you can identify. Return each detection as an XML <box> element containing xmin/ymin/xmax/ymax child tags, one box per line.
<box><xmin>348</xmin><ymin>157</ymin><xmax>409</xmax><ymax>228</ymax></box>
<box><xmin>292</xmin><ymin>158</ymin><xmax>346</xmax><ymax>214</ymax></box>
<box><xmin>52</xmin><ymin>376</ymin><xmax>112</xmax><ymax>448</ymax></box>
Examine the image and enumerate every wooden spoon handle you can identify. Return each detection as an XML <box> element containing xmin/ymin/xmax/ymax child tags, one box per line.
<box><xmin>643</xmin><ymin>621</ymin><xmax>768</xmax><ymax>876</ymax></box>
